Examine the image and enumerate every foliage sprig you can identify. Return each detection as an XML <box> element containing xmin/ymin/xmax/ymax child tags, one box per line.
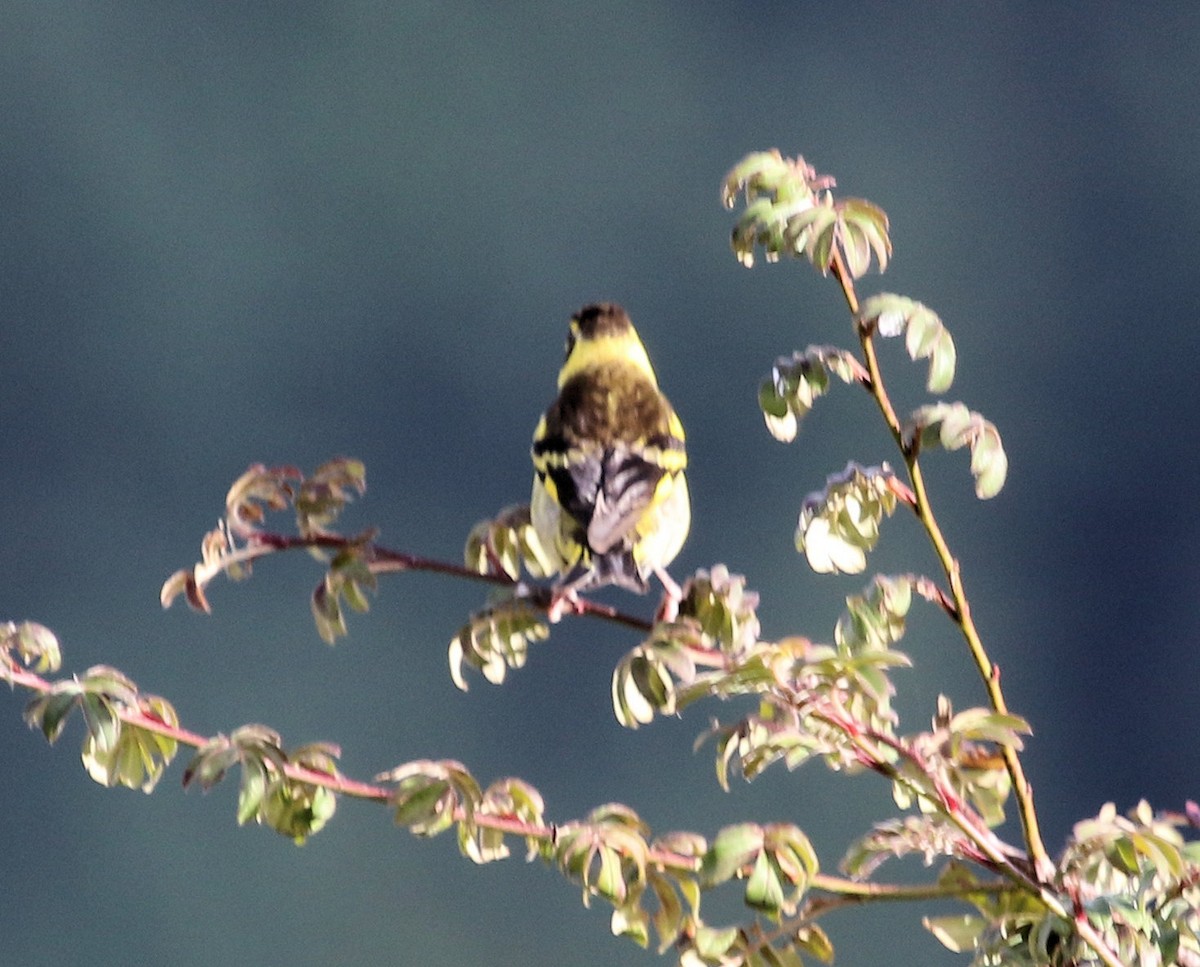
<box><xmin>5</xmin><ymin>151</ymin><xmax>1198</xmax><ymax>967</ymax></box>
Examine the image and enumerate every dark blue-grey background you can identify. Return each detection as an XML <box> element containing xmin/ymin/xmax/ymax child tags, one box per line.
<box><xmin>4</xmin><ymin>4</ymin><xmax>1199</xmax><ymax>965</ymax></box>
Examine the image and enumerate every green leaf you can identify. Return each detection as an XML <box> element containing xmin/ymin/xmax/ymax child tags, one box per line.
<box><xmin>449</xmin><ymin>597</ymin><xmax>550</xmax><ymax>690</ymax></box>
<box><xmin>183</xmin><ymin>735</ymin><xmax>241</xmax><ymax>789</ymax></box>
<box><xmin>260</xmin><ymin>774</ymin><xmax>337</xmax><ymax>845</ymax></box>
<box><xmin>79</xmin><ymin>665</ymin><xmax>139</xmax><ymax>704</ymax></box>
<box><xmin>612</xmin><ymin>644</ymin><xmax>678</xmax><ymax>728</ymax></box>
<box><xmin>858</xmin><ymin>293</ymin><xmax>956</xmax><ymax>392</ymax></box>
<box><xmin>724</xmin><ymin>151</ymin><xmax>861</xmax><ymax>273</ymax></box>
<box><xmin>764</xmin><ymin>823</ymin><xmax>818</xmax><ymax>889</ymax></box>
<box><xmin>924</xmin><ymin>914</ymin><xmax>987</xmax><ymax>953</ymax></box>
<box><xmin>905</xmin><ymin>402</ymin><xmax>1008</xmax><ymax>498</ymax></box>
<box><xmin>311</xmin><ymin>577</ymin><xmax>347</xmax><ymax>644</ymax></box>
<box><xmin>836</xmin><ymin>198</ymin><xmax>892</xmax><ymax>278</ymax></box>
<box><xmin>690</xmin><ymin>925</ymin><xmax>741</xmax><ymax>962</ymax></box>
<box><xmin>647</xmin><ymin>872</ymin><xmax>687</xmax><ymax>952</ymax></box>
<box><xmin>947</xmin><ymin>708</ymin><xmax>1030</xmax><ymax>750</ymax></box>
<box><xmin>0</xmin><ymin>620</ymin><xmax>62</xmax><ymax>674</ymax></box>
<box><xmin>835</xmin><ymin>574</ymin><xmax>915</xmax><ymax>653</ymax></box>
<box><xmin>461</xmin><ymin>777</ymin><xmax>546</xmax><ymax>864</ymax></box>
<box><xmin>594</xmin><ymin>846</ymin><xmax>627</xmax><ymax>903</ymax></box>
<box><xmin>842</xmin><ymin>815</ymin><xmax>972</xmax><ymax>879</ymax></box>
<box><xmin>804</xmin><ymin>206</ymin><xmax>839</xmax><ymax>272</ymax></box>
<box><xmin>721</xmin><ymin>150</ymin><xmax>797</xmax><ymax>210</ymax></box>
<box><xmin>759</xmin><ymin>347</ymin><xmax>865</xmax><ymax>442</ymax></box>
<box><xmin>745</xmin><ymin>849</ymin><xmax>785</xmax><ymax>914</ymax></box>
<box><xmin>610</xmin><ymin>903</ymin><xmax>650</xmax><ymax>946</ymax></box>
<box><xmin>389</xmin><ymin>778</ymin><xmax>455</xmax><ymax>835</ymax></box>
<box><xmin>79</xmin><ymin>693</ymin><xmax>120</xmax><ymax>756</ymax></box>
<box><xmin>796</xmin><ymin>463</ymin><xmax>901</xmax><ymax>574</ymax></box>
<box><xmin>224</xmin><ymin>463</ymin><xmax>300</xmax><ymax>539</ymax></box>
<box><xmin>700</xmin><ymin>823</ymin><xmax>763</xmax><ymax>887</ymax></box>
<box><xmin>237</xmin><ymin>760</ymin><xmax>269</xmax><ymax>826</ymax></box>
<box><xmin>293</xmin><ymin>457</ymin><xmax>367</xmax><ymax>538</ymax></box>
<box><xmin>795</xmin><ymin>923</ymin><xmax>835</xmax><ymax>963</ymax></box>
<box><xmin>464</xmin><ymin>504</ymin><xmax>556</xmax><ymax>580</ymax></box>
<box><xmin>679</xmin><ymin>566</ymin><xmax>761</xmax><ymax>654</ymax></box>
<box><xmin>24</xmin><ymin>686</ymin><xmax>82</xmax><ymax>743</ymax></box>
<box><xmin>377</xmin><ymin>759</ymin><xmax>481</xmax><ymax>837</ymax></box>
<box><xmin>81</xmin><ymin>695</ymin><xmax>179</xmax><ymax>793</ymax></box>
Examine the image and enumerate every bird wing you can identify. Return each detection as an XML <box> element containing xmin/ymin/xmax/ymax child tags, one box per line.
<box><xmin>585</xmin><ymin>447</ymin><xmax>663</xmax><ymax>554</ymax></box>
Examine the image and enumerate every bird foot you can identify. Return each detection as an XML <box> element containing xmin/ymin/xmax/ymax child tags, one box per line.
<box><xmin>653</xmin><ymin>568</ymin><xmax>683</xmax><ymax>623</ymax></box>
<box><xmin>546</xmin><ymin>587</ymin><xmax>585</xmax><ymax>623</ymax></box>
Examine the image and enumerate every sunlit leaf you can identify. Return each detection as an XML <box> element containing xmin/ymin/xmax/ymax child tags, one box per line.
<box><xmin>858</xmin><ymin>293</ymin><xmax>956</xmax><ymax>393</ymax></box>
<box><xmin>700</xmin><ymin>823</ymin><xmax>763</xmax><ymax>887</ymax></box>
<box><xmin>796</xmin><ymin>463</ymin><xmax>900</xmax><ymax>574</ymax></box>
<box><xmin>924</xmin><ymin>914</ymin><xmax>988</xmax><ymax>953</ymax></box>
<box><xmin>759</xmin><ymin>347</ymin><xmax>866</xmax><ymax>442</ymax></box>
<box><xmin>464</xmin><ymin>504</ymin><xmax>555</xmax><ymax>581</ymax></box>
<box><xmin>449</xmin><ymin>597</ymin><xmax>549</xmax><ymax>690</ymax></box>
<box><xmin>905</xmin><ymin>403</ymin><xmax>1007</xmax><ymax>498</ymax></box>
<box><xmin>294</xmin><ymin>457</ymin><xmax>367</xmax><ymax>538</ymax></box>
<box><xmin>0</xmin><ymin>621</ymin><xmax>62</xmax><ymax>674</ymax></box>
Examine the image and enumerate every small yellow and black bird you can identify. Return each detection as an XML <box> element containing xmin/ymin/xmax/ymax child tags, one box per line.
<box><xmin>530</xmin><ymin>303</ymin><xmax>690</xmax><ymax>613</ymax></box>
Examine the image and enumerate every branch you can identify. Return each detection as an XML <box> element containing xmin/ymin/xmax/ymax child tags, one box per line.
<box><xmin>830</xmin><ymin>247</ymin><xmax>1054</xmax><ymax>882</ymax></box>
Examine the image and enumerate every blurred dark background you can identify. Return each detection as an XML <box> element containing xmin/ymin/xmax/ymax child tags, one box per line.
<box><xmin>3</xmin><ymin>4</ymin><xmax>1199</xmax><ymax>965</ymax></box>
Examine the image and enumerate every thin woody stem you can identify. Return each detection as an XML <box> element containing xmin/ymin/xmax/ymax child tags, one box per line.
<box><xmin>829</xmin><ymin>248</ymin><xmax>1052</xmax><ymax>884</ymax></box>
<box><xmin>192</xmin><ymin>530</ymin><xmax>654</xmax><ymax>633</ymax></box>
<box><xmin>1</xmin><ymin>661</ymin><xmax>1033</xmax><ymax>914</ymax></box>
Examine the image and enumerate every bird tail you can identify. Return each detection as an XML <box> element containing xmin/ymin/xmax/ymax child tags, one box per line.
<box><xmin>557</xmin><ymin>550</ymin><xmax>649</xmax><ymax>595</ymax></box>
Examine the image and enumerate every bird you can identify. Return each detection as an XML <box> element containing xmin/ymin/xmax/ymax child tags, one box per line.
<box><xmin>530</xmin><ymin>303</ymin><xmax>690</xmax><ymax>617</ymax></box>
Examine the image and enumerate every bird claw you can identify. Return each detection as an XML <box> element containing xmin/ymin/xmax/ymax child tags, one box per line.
<box><xmin>546</xmin><ymin>587</ymin><xmax>584</xmax><ymax>623</ymax></box>
<box><xmin>653</xmin><ymin>568</ymin><xmax>683</xmax><ymax>623</ymax></box>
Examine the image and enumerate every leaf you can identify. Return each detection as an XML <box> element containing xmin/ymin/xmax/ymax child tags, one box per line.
<box><xmin>700</xmin><ymin>823</ymin><xmax>763</xmax><ymax>887</ymax></box>
<box><xmin>594</xmin><ymin>846</ymin><xmax>628</xmax><ymax>903</ymax></box>
<box><xmin>224</xmin><ymin>463</ymin><xmax>301</xmax><ymax>539</ymax></box>
<box><xmin>24</xmin><ymin>686</ymin><xmax>82</xmax><ymax>744</ymax></box>
<box><xmin>794</xmin><ymin>924</ymin><xmax>835</xmax><ymax>964</ymax></box>
<box><xmin>724</xmin><ymin>151</ymin><xmax>871</xmax><ymax>275</ymax></box>
<box><xmin>464</xmin><ymin>504</ymin><xmax>555</xmax><ymax>580</ymax></box>
<box><xmin>690</xmin><ymin>925</ymin><xmax>741</xmax><ymax>962</ymax></box>
<box><xmin>309</xmin><ymin>547</ymin><xmax>376</xmax><ymax>644</ymax></box>
<box><xmin>612</xmin><ymin>644</ymin><xmax>678</xmax><ymax>728</ymax></box>
<box><xmin>838</xmin><ymin>198</ymin><xmax>892</xmax><ymax>278</ymax></box>
<box><xmin>924</xmin><ymin>914</ymin><xmax>987</xmax><ymax>953</ymax></box>
<box><xmin>796</xmin><ymin>463</ymin><xmax>901</xmax><ymax>574</ymax></box>
<box><xmin>947</xmin><ymin>708</ymin><xmax>1030</xmax><ymax>751</ymax></box>
<box><xmin>159</xmin><ymin>568</ymin><xmax>196</xmax><ymax>611</ymax></box>
<box><xmin>0</xmin><ymin>621</ymin><xmax>62</xmax><ymax>674</ymax></box>
<box><xmin>610</xmin><ymin>903</ymin><xmax>650</xmax><ymax>946</ymax></box>
<box><xmin>260</xmin><ymin>771</ymin><xmax>338</xmax><ymax>845</ymax></box>
<box><xmin>857</xmin><ymin>293</ymin><xmax>956</xmax><ymax>392</ymax></box>
<box><xmin>183</xmin><ymin>735</ymin><xmax>241</xmax><ymax>790</ymax></box>
<box><xmin>905</xmin><ymin>403</ymin><xmax>1008</xmax><ymax>498</ymax></box>
<box><xmin>377</xmin><ymin>759</ymin><xmax>482</xmax><ymax>837</ymax></box>
<box><xmin>764</xmin><ymin>823</ymin><xmax>819</xmax><ymax>889</ymax></box>
<box><xmin>311</xmin><ymin>577</ymin><xmax>347</xmax><ymax>644</ymax></box>
<box><xmin>81</xmin><ymin>694</ymin><xmax>179</xmax><ymax>793</ymax></box>
<box><xmin>449</xmin><ymin>597</ymin><xmax>549</xmax><ymax>690</ymax></box>
<box><xmin>746</xmin><ymin>849</ymin><xmax>785</xmax><ymax>914</ymax></box>
<box><xmin>759</xmin><ymin>347</ymin><xmax>866</xmax><ymax>442</ymax></box>
<box><xmin>294</xmin><ymin>457</ymin><xmax>367</xmax><ymax>538</ymax></box>
<box><xmin>835</xmin><ymin>574</ymin><xmax>915</xmax><ymax>653</ymax></box>
<box><xmin>462</xmin><ymin>777</ymin><xmax>546</xmax><ymax>864</ymax></box>
<box><xmin>647</xmin><ymin>872</ymin><xmax>688</xmax><ymax>952</ymax></box>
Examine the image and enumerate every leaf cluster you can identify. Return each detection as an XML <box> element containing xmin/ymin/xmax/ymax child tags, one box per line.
<box><xmin>5</xmin><ymin>151</ymin><xmax>1199</xmax><ymax>967</ymax></box>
